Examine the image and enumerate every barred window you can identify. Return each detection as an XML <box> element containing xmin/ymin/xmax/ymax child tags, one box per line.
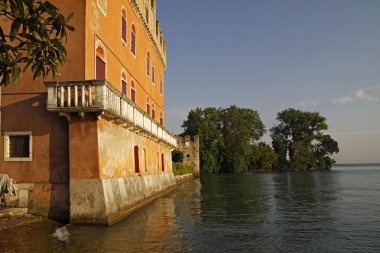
<box><xmin>4</xmin><ymin>132</ymin><xmax>32</xmax><ymax>161</ymax></box>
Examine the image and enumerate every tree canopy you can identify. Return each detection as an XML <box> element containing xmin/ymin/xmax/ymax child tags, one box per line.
<box><xmin>270</xmin><ymin>108</ymin><xmax>339</xmax><ymax>170</ymax></box>
<box><xmin>0</xmin><ymin>0</ymin><xmax>75</xmax><ymax>86</ymax></box>
<box><xmin>181</xmin><ymin>105</ymin><xmax>266</xmax><ymax>173</ymax></box>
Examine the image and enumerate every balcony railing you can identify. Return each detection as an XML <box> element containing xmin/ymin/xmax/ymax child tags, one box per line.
<box><xmin>44</xmin><ymin>80</ymin><xmax>177</xmax><ymax>148</ymax></box>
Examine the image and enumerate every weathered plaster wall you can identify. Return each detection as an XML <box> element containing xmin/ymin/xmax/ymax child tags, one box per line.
<box><xmin>97</xmin><ymin>118</ymin><xmax>172</xmax><ymax>179</ymax></box>
<box><xmin>70</xmin><ymin>173</ymin><xmax>176</xmax><ymax>225</ymax></box>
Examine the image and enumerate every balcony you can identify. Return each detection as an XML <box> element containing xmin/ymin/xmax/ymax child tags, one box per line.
<box><xmin>44</xmin><ymin>80</ymin><xmax>177</xmax><ymax>148</ymax></box>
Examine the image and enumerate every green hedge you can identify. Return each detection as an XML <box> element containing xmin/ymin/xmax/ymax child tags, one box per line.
<box><xmin>172</xmin><ymin>163</ymin><xmax>194</xmax><ymax>176</ymax></box>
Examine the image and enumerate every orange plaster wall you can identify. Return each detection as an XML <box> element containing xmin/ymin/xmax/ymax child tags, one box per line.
<box><xmin>69</xmin><ymin>116</ymin><xmax>100</xmax><ymax>180</ymax></box>
<box><xmin>85</xmin><ymin>0</ymin><xmax>165</xmax><ymax>124</ymax></box>
<box><xmin>0</xmin><ymin>94</ymin><xmax>69</xmax><ymax>183</ymax></box>
<box><xmin>0</xmin><ymin>0</ymin><xmax>85</xmax><ymax>184</ymax></box>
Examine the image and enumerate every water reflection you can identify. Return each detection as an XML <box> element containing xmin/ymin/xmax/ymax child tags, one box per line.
<box><xmin>1</xmin><ymin>168</ymin><xmax>380</xmax><ymax>253</ymax></box>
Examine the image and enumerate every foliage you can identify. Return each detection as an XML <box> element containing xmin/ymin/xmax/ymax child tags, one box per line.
<box><xmin>0</xmin><ymin>0</ymin><xmax>75</xmax><ymax>86</ymax></box>
<box><xmin>182</xmin><ymin>105</ymin><xmax>266</xmax><ymax>173</ymax></box>
<box><xmin>172</xmin><ymin>163</ymin><xmax>194</xmax><ymax>176</ymax></box>
<box><xmin>182</xmin><ymin>107</ymin><xmax>224</xmax><ymax>173</ymax></box>
<box><xmin>250</xmin><ymin>142</ymin><xmax>278</xmax><ymax>171</ymax></box>
<box><xmin>270</xmin><ymin>108</ymin><xmax>339</xmax><ymax>171</ymax></box>
<box><xmin>172</xmin><ymin>150</ymin><xmax>184</xmax><ymax>163</ymax></box>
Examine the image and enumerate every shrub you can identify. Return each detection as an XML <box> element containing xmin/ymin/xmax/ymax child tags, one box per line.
<box><xmin>172</xmin><ymin>162</ymin><xmax>194</xmax><ymax>176</ymax></box>
<box><xmin>172</xmin><ymin>150</ymin><xmax>184</xmax><ymax>163</ymax></box>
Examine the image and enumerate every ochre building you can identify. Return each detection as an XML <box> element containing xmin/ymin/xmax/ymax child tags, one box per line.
<box><xmin>0</xmin><ymin>0</ymin><xmax>177</xmax><ymax>225</ymax></box>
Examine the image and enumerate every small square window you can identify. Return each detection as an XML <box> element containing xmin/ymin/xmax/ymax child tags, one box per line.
<box><xmin>4</xmin><ymin>132</ymin><xmax>32</xmax><ymax>161</ymax></box>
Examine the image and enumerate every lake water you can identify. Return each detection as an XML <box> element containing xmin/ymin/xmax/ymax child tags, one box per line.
<box><xmin>1</xmin><ymin>166</ymin><xmax>380</xmax><ymax>252</ymax></box>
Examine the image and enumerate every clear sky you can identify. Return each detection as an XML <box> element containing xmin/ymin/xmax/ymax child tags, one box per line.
<box><xmin>157</xmin><ymin>0</ymin><xmax>380</xmax><ymax>164</ymax></box>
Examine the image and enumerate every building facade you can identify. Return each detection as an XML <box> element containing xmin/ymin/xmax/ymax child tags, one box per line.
<box><xmin>0</xmin><ymin>0</ymin><xmax>177</xmax><ymax>225</ymax></box>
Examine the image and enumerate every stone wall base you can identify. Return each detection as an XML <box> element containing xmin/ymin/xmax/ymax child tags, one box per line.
<box><xmin>3</xmin><ymin>183</ymin><xmax>69</xmax><ymax>222</ymax></box>
<box><xmin>70</xmin><ymin>173</ymin><xmax>176</xmax><ymax>225</ymax></box>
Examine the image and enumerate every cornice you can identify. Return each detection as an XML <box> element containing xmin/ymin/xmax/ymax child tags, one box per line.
<box><xmin>129</xmin><ymin>0</ymin><xmax>167</xmax><ymax>69</ymax></box>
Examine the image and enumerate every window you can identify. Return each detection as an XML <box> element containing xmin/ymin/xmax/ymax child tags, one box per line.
<box><xmin>4</xmin><ymin>132</ymin><xmax>32</xmax><ymax>161</ymax></box>
<box><xmin>131</xmin><ymin>24</ymin><xmax>136</xmax><ymax>55</ymax></box>
<box><xmin>146</xmin><ymin>51</ymin><xmax>150</xmax><ymax>77</ymax></box>
<box><xmin>151</xmin><ymin>0</ymin><xmax>155</xmax><ymax>9</ymax></box>
<box><xmin>160</xmin><ymin>111</ymin><xmax>163</xmax><ymax>126</ymax></box>
<box><xmin>96</xmin><ymin>43</ymin><xmax>106</xmax><ymax>79</ymax></box>
<box><xmin>152</xmin><ymin>104</ymin><xmax>155</xmax><ymax>120</ymax></box>
<box><xmin>143</xmin><ymin>148</ymin><xmax>147</xmax><ymax>173</ymax></box>
<box><xmin>134</xmin><ymin>146</ymin><xmax>140</xmax><ymax>173</ymax></box>
<box><xmin>121</xmin><ymin>71</ymin><xmax>127</xmax><ymax>95</ymax></box>
<box><xmin>160</xmin><ymin>79</ymin><xmax>163</xmax><ymax>95</ymax></box>
<box><xmin>121</xmin><ymin>8</ymin><xmax>127</xmax><ymax>43</ymax></box>
<box><xmin>145</xmin><ymin>7</ymin><xmax>149</xmax><ymax>23</ymax></box>
<box><xmin>152</xmin><ymin>61</ymin><xmax>155</xmax><ymax>83</ymax></box>
<box><xmin>131</xmin><ymin>80</ymin><xmax>136</xmax><ymax>102</ymax></box>
<box><xmin>146</xmin><ymin>97</ymin><xmax>150</xmax><ymax>115</ymax></box>
<box><xmin>161</xmin><ymin>153</ymin><xmax>165</xmax><ymax>172</ymax></box>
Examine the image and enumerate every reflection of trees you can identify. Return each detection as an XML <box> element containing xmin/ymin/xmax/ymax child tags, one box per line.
<box><xmin>200</xmin><ymin>174</ymin><xmax>271</xmax><ymax>226</ymax></box>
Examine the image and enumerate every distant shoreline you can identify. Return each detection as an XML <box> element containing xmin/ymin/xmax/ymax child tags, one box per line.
<box><xmin>334</xmin><ymin>163</ymin><xmax>380</xmax><ymax>167</ymax></box>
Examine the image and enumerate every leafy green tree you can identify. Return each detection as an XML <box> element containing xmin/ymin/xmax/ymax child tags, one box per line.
<box><xmin>172</xmin><ymin>150</ymin><xmax>184</xmax><ymax>163</ymax></box>
<box><xmin>0</xmin><ymin>0</ymin><xmax>75</xmax><ymax>85</ymax></box>
<box><xmin>182</xmin><ymin>106</ymin><xmax>265</xmax><ymax>173</ymax></box>
<box><xmin>250</xmin><ymin>142</ymin><xmax>277</xmax><ymax>171</ymax></box>
<box><xmin>220</xmin><ymin>106</ymin><xmax>265</xmax><ymax>172</ymax></box>
<box><xmin>270</xmin><ymin>108</ymin><xmax>339</xmax><ymax>170</ymax></box>
<box><xmin>182</xmin><ymin>107</ymin><xmax>224</xmax><ymax>173</ymax></box>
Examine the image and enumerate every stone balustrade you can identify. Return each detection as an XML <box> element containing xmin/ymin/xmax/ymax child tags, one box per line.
<box><xmin>44</xmin><ymin>80</ymin><xmax>177</xmax><ymax>148</ymax></box>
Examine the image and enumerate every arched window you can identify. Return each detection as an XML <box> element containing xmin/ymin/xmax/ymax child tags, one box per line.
<box><xmin>121</xmin><ymin>71</ymin><xmax>127</xmax><ymax>95</ymax></box>
<box><xmin>131</xmin><ymin>24</ymin><xmax>136</xmax><ymax>55</ymax></box>
<box><xmin>143</xmin><ymin>148</ymin><xmax>147</xmax><ymax>173</ymax></box>
<box><xmin>121</xmin><ymin>8</ymin><xmax>127</xmax><ymax>43</ymax></box>
<box><xmin>152</xmin><ymin>61</ymin><xmax>155</xmax><ymax>83</ymax></box>
<box><xmin>146</xmin><ymin>51</ymin><xmax>150</xmax><ymax>76</ymax></box>
<box><xmin>145</xmin><ymin>7</ymin><xmax>149</xmax><ymax>23</ymax></box>
<box><xmin>157</xmin><ymin>152</ymin><xmax>159</xmax><ymax>172</ymax></box>
<box><xmin>134</xmin><ymin>145</ymin><xmax>140</xmax><ymax>173</ymax></box>
<box><xmin>161</xmin><ymin>153</ymin><xmax>165</xmax><ymax>172</ymax></box>
<box><xmin>95</xmin><ymin>43</ymin><xmax>106</xmax><ymax>79</ymax></box>
<box><xmin>160</xmin><ymin>78</ymin><xmax>163</xmax><ymax>95</ymax></box>
<box><xmin>131</xmin><ymin>80</ymin><xmax>136</xmax><ymax>102</ymax></box>
<box><xmin>160</xmin><ymin>111</ymin><xmax>163</xmax><ymax>126</ymax></box>
<box><xmin>152</xmin><ymin>103</ymin><xmax>155</xmax><ymax>120</ymax></box>
<box><xmin>146</xmin><ymin>97</ymin><xmax>150</xmax><ymax>115</ymax></box>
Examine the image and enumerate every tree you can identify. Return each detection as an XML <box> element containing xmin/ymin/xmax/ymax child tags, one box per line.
<box><xmin>270</xmin><ymin>108</ymin><xmax>339</xmax><ymax>170</ymax></box>
<box><xmin>220</xmin><ymin>106</ymin><xmax>265</xmax><ymax>172</ymax></box>
<box><xmin>181</xmin><ymin>106</ymin><xmax>266</xmax><ymax>173</ymax></box>
<box><xmin>250</xmin><ymin>142</ymin><xmax>277</xmax><ymax>171</ymax></box>
<box><xmin>0</xmin><ymin>0</ymin><xmax>75</xmax><ymax>86</ymax></box>
<box><xmin>182</xmin><ymin>107</ymin><xmax>224</xmax><ymax>173</ymax></box>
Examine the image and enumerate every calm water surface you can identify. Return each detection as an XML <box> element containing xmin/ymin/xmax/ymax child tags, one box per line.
<box><xmin>1</xmin><ymin>166</ymin><xmax>380</xmax><ymax>252</ymax></box>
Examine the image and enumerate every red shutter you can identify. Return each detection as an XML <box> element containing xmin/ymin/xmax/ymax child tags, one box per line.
<box><xmin>131</xmin><ymin>33</ymin><xmax>136</xmax><ymax>55</ymax></box>
<box><xmin>131</xmin><ymin>89</ymin><xmax>136</xmax><ymax>103</ymax></box>
<box><xmin>96</xmin><ymin>56</ymin><xmax>106</xmax><ymax>79</ymax></box>
<box><xmin>122</xmin><ymin>18</ymin><xmax>127</xmax><ymax>42</ymax></box>
<box><xmin>122</xmin><ymin>80</ymin><xmax>127</xmax><ymax>95</ymax></box>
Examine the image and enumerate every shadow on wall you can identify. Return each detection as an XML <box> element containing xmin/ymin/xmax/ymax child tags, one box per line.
<box><xmin>1</xmin><ymin>93</ymin><xmax>70</xmax><ymax>222</ymax></box>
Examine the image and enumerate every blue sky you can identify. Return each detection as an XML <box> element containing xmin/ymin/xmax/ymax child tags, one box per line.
<box><xmin>157</xmin><ymin>0</ymin><xmax>380</xmax><ymax>163</ymax></box>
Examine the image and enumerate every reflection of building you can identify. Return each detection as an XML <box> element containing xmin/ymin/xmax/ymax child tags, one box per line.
<box><xmin>0</xmin><ymin>0</ymin><xmax>177</xmax><ymax>224</ymax></box>
<box><xmin>175</xmin><ymin>135</ymin><xmax>200</xmax><ymax>175</ymax></box>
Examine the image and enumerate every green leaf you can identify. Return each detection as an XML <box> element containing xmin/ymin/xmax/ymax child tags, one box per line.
<box><xmin>10</xmin><ymin>20</ymin><xmax>21</xmax><ymax>40</ymax></box>
<box><xmin>65</xmin><ymin>12</ymin><xmax>74</xmax><ymax>23</ymax></box>
<box><xmin>11</xmin><ymin>65</ymin><xmax>21</xmax><ymax>84</ymax></box>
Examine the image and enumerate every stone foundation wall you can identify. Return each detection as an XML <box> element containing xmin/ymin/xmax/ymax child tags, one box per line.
<box><xmin>3</xmin><ymin>183</ymin><xmax>69</xmax><ymax>222</ymax></box>
<box><xmin>70</xmin><ymin>173</ymin><xmax>176</xmax><ymax>225</ymax></box>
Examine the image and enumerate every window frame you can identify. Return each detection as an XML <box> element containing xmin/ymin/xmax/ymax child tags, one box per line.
<box><xmin>131</xmin><ymin>24</ymin><xmax>137</xmax><ymax>57</ymax></box>
<box><xmin>4</xmin><ymin>131</ymin><xmax>33</xmax><ymax>162</ymax></box>
<box><xmin>121</xmin><ymin>8</ymin><xmax>127</xmax><ymax>44</ymax></box>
